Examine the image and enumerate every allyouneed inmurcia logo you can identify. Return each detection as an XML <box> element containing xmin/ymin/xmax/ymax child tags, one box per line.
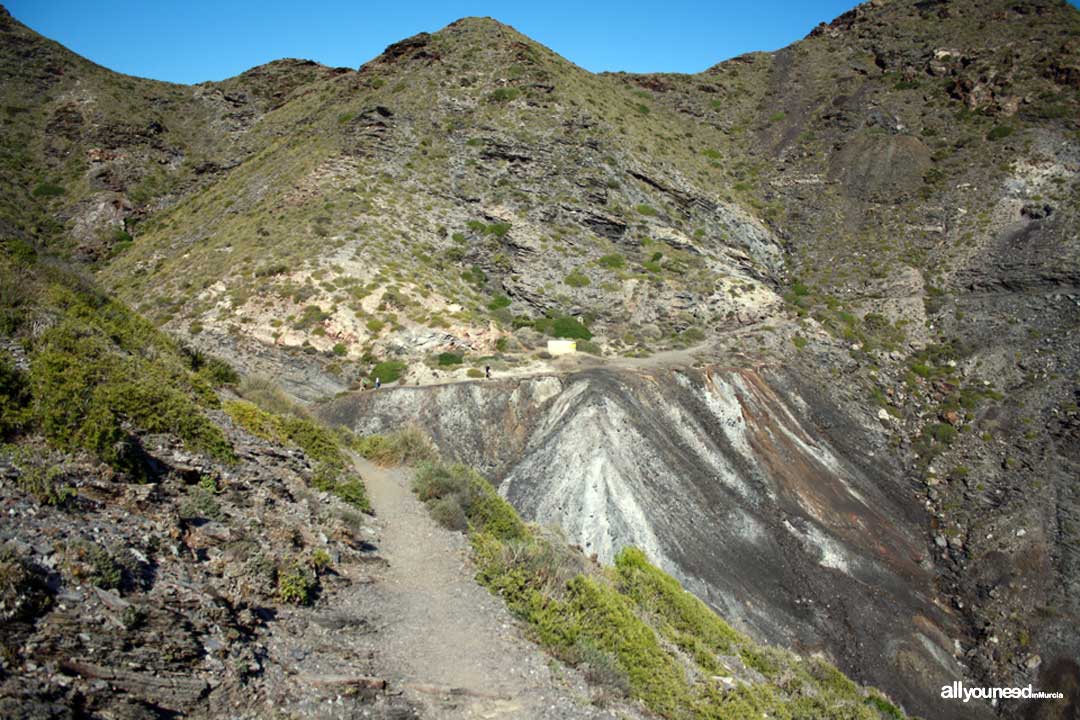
<box><xmin>941</xmin><ymin>681</ymin><xmax>1064</xmax><ymax>703</ymax></box>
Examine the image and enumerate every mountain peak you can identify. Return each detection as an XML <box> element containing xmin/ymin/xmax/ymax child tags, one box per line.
<box><xmin>444</xmin><ymin>16</ymin><xmax>514</xmax><ymax>31</ymax></box>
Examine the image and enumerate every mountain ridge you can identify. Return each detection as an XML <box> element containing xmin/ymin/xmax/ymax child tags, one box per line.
<box><xmin>1</xmin><ymin>0</ymin><xmax>1079</xmax><ymax>717</ymax></box>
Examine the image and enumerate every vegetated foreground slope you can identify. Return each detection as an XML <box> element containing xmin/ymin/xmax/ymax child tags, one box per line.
<box><xmin>0</xmin><ymin>240</ymin><xmax>408</xmax><ymax>718</ymax></box>
<box><xmin>2</xmin><ymin>0</ymin><xmax>1079</xmax><ymax>718</ymax></box>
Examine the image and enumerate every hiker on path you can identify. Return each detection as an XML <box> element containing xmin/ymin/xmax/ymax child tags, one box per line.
<box><xmin>485</xmin><ymin>365</ymin><xmax>491</xmax><ymax>379</ymax></box>
<box><xmin>375</xmin><ymin>376</ymin><xmax>381</xmax><ymax>390</ymax></box>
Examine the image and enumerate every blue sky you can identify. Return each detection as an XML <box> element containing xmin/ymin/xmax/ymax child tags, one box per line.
<box><xmin>8</xmin><ymin>0</ymin><xmax>869</xmax><ymax>84</ymax></box>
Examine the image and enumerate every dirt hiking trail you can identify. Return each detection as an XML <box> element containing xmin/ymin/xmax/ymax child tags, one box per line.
<box><xmin>354</xmin><ymin>457</ymin><xmax>643</xmax><ymax>720</ymax></box>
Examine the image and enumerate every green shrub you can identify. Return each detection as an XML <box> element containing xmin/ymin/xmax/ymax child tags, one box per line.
<box><xmin>564</xmin><ymin>270</ymin><xmax>590</xmax><ymax>288</ymax></box>
<box><xmin>354</xmin><ymin>427</ymin><xmax>437</xmax><ymax>466</ymax></box>
<box><xmin>412</xmin><ymin>462</ymin><xmax>525</xmax><ymax>540</ymax></box>
<box><xmin>487</xmin><ymin>294</ymin><xmax>511</xmax><ymax>310</ymax></box>
<box><xmin>429</xmin><ymin>495</ymin><xmax>468</xmax><ymax>531</ymax></box>
<box><xmin>0</xmin><ymin>259</ymin><xmax>236</xmax><ymax>473</ymax></box>
<box><xmin>311</xmin><ymin>548</ymin><xmax>332</xmax><ymax>571</ymax></box>
<box><xmin>108</xmin><ymin>229</ymin><xmax>133</xmax><ymax>257</ymax></box>
<box><xmin>987</xmin><ymin>125</ymin><xmax>1014</xmax><ymax>141</ymax></box>
<box><xmin>294</xmin><ymin>304</ymin><xmax>330</xmax><ymax>330</ymax></box>
<box><xmin>437</xmin><ymin>352</ymin><xmax>464</xmax><ymax>366</ymax></box>
<box><xmin>0</xmin><ymin>356</ymin><xmax>30</xmax><ymax>438</ymax></box>
<box><xmin>237</xmin><ymin>375</ymin><xmax>305</xmax><ymax>416</ymax></box>
<box><xmin>196</xmin><ymin>356</ymin><xmax>240</xmax><ymax>387</ymax></box>
<box><xmin>576</xmin><ymin>339</ymin><xmax>602</xmax><ymax>355</ymax></box>
<box><xmin>910</xmin><ymin>363</ymin><xmax>932</xmax><ymax>378</ymax></box>
<box><xmin>31</xmin><ymin>182</ymin><xmax>64</xmax><ymax>198</ymax></box>
<box><xmin>16</xmin><ymin>462</ymin><xmax>74</xmax><ymax>507</ymax></box>
<box><xmin>332</xmin><ymin>342</ymin><xmax>348</xmax><ymax>356</ymax></box>
<box><xmin>486</xmin><ymin>222</ymin><xmax>512</xmax><ymax>238</ymax></box>
<box><xmin>467</xmin><ymin>367</ymin><xmax>485</xmax><ymax>378</ymax></box>
<box><xmin>226</xmin><ymin>398</ymin><xmax>372</xmax><ymax>512</ymax></box>
<box><xmin>424</xmin><ymin>464</ymin><xmax>899</xmax><ymax>720</ymax></box>
<box><xmin>370</xmin><ymin>360</ymin><xmax>406</xmax><ymax>384</ymax></box>
<box><xmin>333</xmin><ymin>477</ymin><xmax>371</xmax><ymax>513</ymax></box>
<box><xmin>179</xmin><ymin>486</ymin><xmax>222</xmax><ymax>520</ymax></box>
<box><xmin>791</xmin><ymin>281</ymin><xmax>811</xmax><ymax>297</ymax></box>
<box><xmin>615</xmin><ymin>547</ymin><xmax>743</xmax><ymax>654</ymax></box>
<box><xmin>462</xmin><ymin>264</ymin><xmax>488</xmax><ymax>286</ymax></box>
<box><xmin>597</xmin><ymin>254</ymin><xmax>625</xmax><ymax>269</ymax></box>
<box><xmin>552</xmin><ymin>316</ymin><xmax>592</xmax><ymax>340</ymax></box>
<box><xmin>353</xmin><ymin>433</ymin><xmax>392</xmax><ymax>461</ymax></box>
<box><xmin>67</xmin><ymin>542</ymin><xmax>124</xmax><ymax>591</ymax></box>
<box><xmin>224</xmin><ymin>400</ymin><xmax>285</xmax><ymax>442</ymax></box>
<box><xmin>310</xmin><ymin>462</ymin><xmax>339</xmax><ymax>492</ymax></box>
<box><xmin>254</xmin><ymin>262</ymin><xmax>289</xmax><ymax>278</ymax></box>
<box><xmin>278</xmin><ymin>564</ymin><xmax>317</xmax><ymax>605</ymax></box>
<box><xmin>487</xmin><ymin>87</ymin><xmax>520</xmax><ymax>103</ymax></box>
<box><xmin>31</xmin><ymin>320</ymin><xmax>234</xmax><ymax>474</ymax></box>
<box><xmin>679</xmin><ymin>327</ymin><xmax>705</xmax><ymax>344</ymax></box>
<box><xmin>635</xmin><ymin>205</ymin><xmax>657</xmax><ymax>216</ymax></box>
<box><xmin>927</xmin><ymin>423</ymin><xmax>957</xmax><ymax>444</ymax></box>
<box><xmin>280</xmin><ymin>415</ymin><xmax>344</xmax><ymax>467</ymax></box>
<box><xmin>865</xmin><ymin>693</ymin><xmax>905</xmax><ymax>719</ymax></box>
<box><xmin>467</xmin><ymin>221</ymin><xmax>512</xmax><ymax>238</ymax></box>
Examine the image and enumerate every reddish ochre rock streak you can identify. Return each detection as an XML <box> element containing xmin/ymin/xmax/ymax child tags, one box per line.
<box><xmin>734</xmin><ymin>369</ymin><xmax>924</xmax><ymax>580</ymax></box>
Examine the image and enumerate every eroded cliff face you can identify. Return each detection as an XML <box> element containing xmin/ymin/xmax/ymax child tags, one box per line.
<box><xmin>318</xmin><ymin>366</ymin><xmax>979</xmax><ymax>718</ymax></box>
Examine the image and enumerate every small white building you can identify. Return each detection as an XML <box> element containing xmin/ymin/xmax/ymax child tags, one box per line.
<box><xmin>547</xmin><ymin>339</ymin><xmax>577</xmax><ymax>356</ymax></box>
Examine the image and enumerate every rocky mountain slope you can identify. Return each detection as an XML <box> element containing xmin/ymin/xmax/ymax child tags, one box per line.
<box><xmin>320</xmin><ymin>364</ymin><xmax>962</xmax><ymax>715</ymax></box>
<box><xmin>2</xmin><ymin>0</ymin><xmax>1079</xmax><ymax>718</ymax></box>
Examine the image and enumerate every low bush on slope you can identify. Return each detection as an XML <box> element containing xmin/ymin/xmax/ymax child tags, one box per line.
<box><xmin>410</xmin><ymin>459</ymin><xmax>907</xmax><ymax>719</ymax></box>
<box><xmin>0</xmin><ymin>241</ymin><xmax>233</xmax><ymax>475</ymax></box>
<box><xmin>223</xmin><ymin>399</ymin><xmax>371</xmax><ymax>513</ymax></box>
<box><xmin>0</xmin><ymin>251</ymin><xmax>392</xmax><ymax>716</ymax></box>
<box><xmin>353</xmin><ymin>425</ymin><xmax>437</xmax><ymax>466</ymax></box>
<box><xmin>0</xmin><ymin>239</ymin><xmax>370</xmax><ymax>514</ymax></box>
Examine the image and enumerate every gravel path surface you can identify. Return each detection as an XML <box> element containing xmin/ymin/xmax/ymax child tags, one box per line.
<box><xmin>356</xmin><ymin>457</ymin><xmax>646</xmax><ymax>720</ymax></box>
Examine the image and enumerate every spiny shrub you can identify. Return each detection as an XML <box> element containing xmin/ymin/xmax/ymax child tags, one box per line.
<box><xmin>31</xmin><ymin>319</ymin><xmax>233</xmax><ymax>474</ymax></box>
<box><xmin>0</xmin><ymin>254</ymin><xmax>234</xmax><ymax>475</ymax></box>
<box><xmin>0</xmin><ymin>356</ymin><xmax>30</xmax><ymax>438</ymax></box>
<box><xmin>16</xmin><ymin>462</ymin><xmax>75</xmax><ymax>507</ymax></box>
<box><xmin>437</xmin><ymin>352</ymin><xmax>464</xmax><ymax>366</ymax></box>
<box><xmin>597</xmin><ymin>254</ymin><xmax>625</xmax><ymax>269</ymax></box>
<box><xmin>552</xmin><ymin>316</ymin><xmax>592</xmax><ymax>340</ymax></box>
<box><xmin>487</xmin><ymin>87</ymin><xmax>520</xmax><ymax>103</ymax></box>
<box><xmin>370</xmin><ymin>360</ymin><xmax>406</xmax><ymax>384</ymax></box>
<box><xmin>615</xmin><ymin>547</ymin><xmax>743</xmax><ymax>654</ymax></box>
<box><xmin>354</xmin><ymin>426</ymin><xmax>437</xmax><ymax>466</ymax></box>
<box><xmin>564</xmin><ymin>270</ymin><xmax>590</xmax><ymax>288</ymax></box>
<box><xmin>412</xmin><ymin>462</ymin><xmax>525</xmax><ymax>540</ymax></box>
<box><xmin>224</xmin><ymin>399</ymin><xmax>371</xmax><ymax>513</ymax></box>
<box><xmin>487</xmin><ymin>294</ymin><xmax>511</xmax><ymax>310</ymax></box>
<box><xmin>278</xmin><ymin>563</ymin><xmax>317</xmax><ymax>605</ymax></box>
